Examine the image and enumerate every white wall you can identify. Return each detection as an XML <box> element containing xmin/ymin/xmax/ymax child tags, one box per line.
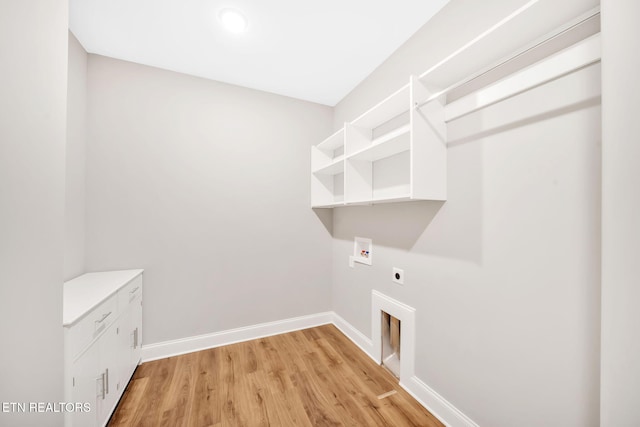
<box><xmin>600</xmin><ymin>0</ymin><xmax>640</xmax><ymax>425</ymax></box>
<box><xmin>65</xmin><ymin>32</ymin><xmax>87</xmax><ymax>281</ymax></box>
<box><xmin>0</xmin><ymin>1</ymin><xmax>68</xmax><ymax>426</ymax></box>
<box><xmin>332</xmin><ymin>1</ymin><xmax>600</xmax><ymax>426</ymax></box>
<box><xmin>84</xmin><ymin>55</ymin><xmax>334</xmax><ymax>345</ymax></box>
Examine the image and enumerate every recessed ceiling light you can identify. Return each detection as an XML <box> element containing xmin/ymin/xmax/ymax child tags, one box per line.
<box><xmin>218</xmin><ymin>8</ymin><xmax>248</xmax><ymax>34</ymax></box>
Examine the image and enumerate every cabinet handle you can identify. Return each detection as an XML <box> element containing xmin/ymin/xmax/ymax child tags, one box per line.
<box><xmin>99</xmin><ymin>373</ymin><xmax>106</xmax><ymax>400</ymax></box>
<box><xmin>105</xmin><ymin>368</ymin><xmax>109</xmax><ymax>395</ymax></box>
<box><xmin>95</xmin><ymin>311</ymin><xmax>112</xmax><ymax>324</ymax></box>
<box><xmin>134</xmin><ymin>327</ymin><xmax>138</xmax><ymax>349</ymax></box>
<box><xmin>130</xmin><ymin>286</ymin><xmax>139</xmax><ymax>294</ymax></box>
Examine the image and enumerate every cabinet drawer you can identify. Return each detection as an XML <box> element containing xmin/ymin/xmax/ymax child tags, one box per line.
<box><xmin>67</xmin><ymin>294</ymin><xmax>117</xmax><ymax>360</ymax></box>
<box><xmin>118</xmin><ymin>274</ymin><xmax>142</xmax><ymax>314</ymax></box>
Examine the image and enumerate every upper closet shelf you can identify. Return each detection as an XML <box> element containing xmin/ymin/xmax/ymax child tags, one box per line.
<box><xmin>348</xmin><ymin>124</ymin><xmax>410</xmax><ymax>163</ymax></box>
<box><xmin>351</xmin><ymin>84</ymin><xmax>410</xmax><ymax>130</ymax></box>
<box><xmin>316</xmin><ymin>127</ymin><xmax>345</xmax><ymax>151</ymax></box>
<box><xmin>313</xmin><ymin>155</ymin><xmax>344</xmax><ymax>175</ymax></box>
<box><xmin>310</xmin><ymin>4</ymin><xmax>601</xmax><ymax>208</ymax></box>
<box><xmin>312</xmin><ymin>127</ymin><xmax>345</xmax><ymax>174</ymax></box>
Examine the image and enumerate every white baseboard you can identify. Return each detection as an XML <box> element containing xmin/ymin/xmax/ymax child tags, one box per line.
<box><xmin>331</xmin><ymin>312</ymin><xmax>376</xmax><ymax>362</ymax></box>
<box><xmin>332</xmin><ymin>307</ymin><xmax>478</xmax><ymax>427</ymax></box>
<box><xmin>402</xmin><ymin>376</ymin><xmax>479</xmax><ymax>427</ymax></box>
<box><xmin>140</xmin><ymin>310</ymin><xmax>478</xmax><ymax>427</ymax></box>
<box><xmin>141</xmin><ymin>311</ymin><xmax>333</xmax><ymax>362</ymax></box>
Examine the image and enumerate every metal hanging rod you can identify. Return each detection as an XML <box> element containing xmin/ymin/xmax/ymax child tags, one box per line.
<box><xmin>415</xmin><ymin>5</ymin><xmax>601</xmax><ymax>111</ymax></box>
<box><xmin>418</xmin><ymin>0</ymin><xmax>540</xmax><ymax>82</ymax></box>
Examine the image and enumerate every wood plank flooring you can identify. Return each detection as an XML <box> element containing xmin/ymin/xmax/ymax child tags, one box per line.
<box><xmin>108</xmin><ymin>324</ymin><xmax>444</xmax><ymax>427</ymax></box>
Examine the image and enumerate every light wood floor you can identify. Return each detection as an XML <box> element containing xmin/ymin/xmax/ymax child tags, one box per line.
<box><xmin>108</xmin><ymin>324</ymin><xmax>444</xmax><ymax>426</ymax></box>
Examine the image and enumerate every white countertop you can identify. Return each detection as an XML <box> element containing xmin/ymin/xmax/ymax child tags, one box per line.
<box><xmin>63</xmin><ymin>269</ymin><xmax>144</xmax><ymax>326</ymax></box>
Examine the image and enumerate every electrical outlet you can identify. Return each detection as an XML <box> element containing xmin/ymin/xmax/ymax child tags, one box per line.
<box><xmin>392</xmin><ymin>268</ymin><xmax>404</xmax><ymax>285</ymax></box>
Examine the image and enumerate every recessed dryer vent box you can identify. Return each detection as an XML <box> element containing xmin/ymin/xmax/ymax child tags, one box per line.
<box><xmin>350</xmin><ymin>237</ymin><xmax>372</xmax><ymax>266</ymax></box>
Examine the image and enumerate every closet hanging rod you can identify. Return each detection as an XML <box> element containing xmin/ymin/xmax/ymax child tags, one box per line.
<box><xmin>443</xmin><ymin>33</ymin><xmax>601</xmax><ymax>123</ymax></box>
<box><xmin>417</xmin><ymin>0</ymin><xmax>540</xmax><ymax>82</ymax></box>
<box><xmin>415</xmin><ymin>6</ymin><xmax>601</xmax><ymax>111</ymax></box>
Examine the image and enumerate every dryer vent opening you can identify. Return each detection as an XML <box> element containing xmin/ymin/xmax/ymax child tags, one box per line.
<box><xmin>381</xmin><ymin>311</ymin><xmax>401</xmax><ymax>379</ymax></box>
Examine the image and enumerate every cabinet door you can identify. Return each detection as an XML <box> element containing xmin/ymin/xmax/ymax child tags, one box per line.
<box><xmin>131</xmin><ymin>295</ymin><xmax>142</xmax><ymax>367</ymax></box>
<box><xmin>97</xmin><ymin>323</ymin><xmax>119</xmax><ymax>425</ymax></box>
<box><xmin>116</xmin><ymin>305</ymin><xmax>134</xmax><ymax>391</ymax></box>
<box><xmin>70</xmin><ymin>343</ymin><xmax>101</xmax><ymax>427</ymax></box>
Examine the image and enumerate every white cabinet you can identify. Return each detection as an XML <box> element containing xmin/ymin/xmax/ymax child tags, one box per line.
<box><xmin>66</xmin><ymin>307</ymin><xmax>119</xmax><ymax>427</ymax></box>
<box><xmin>64</xmin><ymin>270</ymin><xmax>144</xmax><ymax>427</ymax></box>
<box><xmin>96</xmin><ymin>324</ymin><xmax>119</xmax><ymax>423</ymax></box>
<box><xmin>115</xmin><ymin>276</ymin><xmax>143</xmax><ymax>389</ymax></box>
<box><xmin>131</xmin><ymin>294</ymin><xmax>143</xmax><ymax>367</ymax></box>
<box><xmin>311</xmin><ymin>75</ymin><xmax>446</xmax><ymax>207</ymax></box>
<box><xmin>68</xmin><ymin>343</ymin><xmax>100</xmax><ymax>427</ymax></box>
<box><xmin>116</xmin><ymin>307</ymin><xmax>133</xmax><ymax>397</ymax></box>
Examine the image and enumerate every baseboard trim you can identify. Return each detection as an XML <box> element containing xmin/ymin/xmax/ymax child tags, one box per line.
<box><xmin>332</xmin><ymin>309</ymin><xmax>478</xmax><ymax>427</ymax></box>
<box><xmin>402</xmin><ymin>376</ymin><xmax>479</xmax><ymax>427</ymax></box>
<box><xmin>140</xmin><ymin>310</ymin><xmax>478</xmax><ymax>427</ymax></box>
<box><xmin>141</xmin><ymin>311</ymin><xmax>333</xmax><ymax>362</ymax></box>
<box><xmin>331</xmin><ymin>312</ymin><xmax>376</xmax><ymax>362</ymax></box>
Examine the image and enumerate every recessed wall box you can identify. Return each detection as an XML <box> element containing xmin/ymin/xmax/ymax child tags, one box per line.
<box><xmin>350</xmin><ymin>237</ymin><xmax>372</xmax><ymax>266</ymax></box>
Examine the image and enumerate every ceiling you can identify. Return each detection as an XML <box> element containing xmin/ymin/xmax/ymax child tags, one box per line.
<box><xmin>69</xmin><ymin>0</ymin><xmax>450</xmax><ymax>106</ymax></box>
